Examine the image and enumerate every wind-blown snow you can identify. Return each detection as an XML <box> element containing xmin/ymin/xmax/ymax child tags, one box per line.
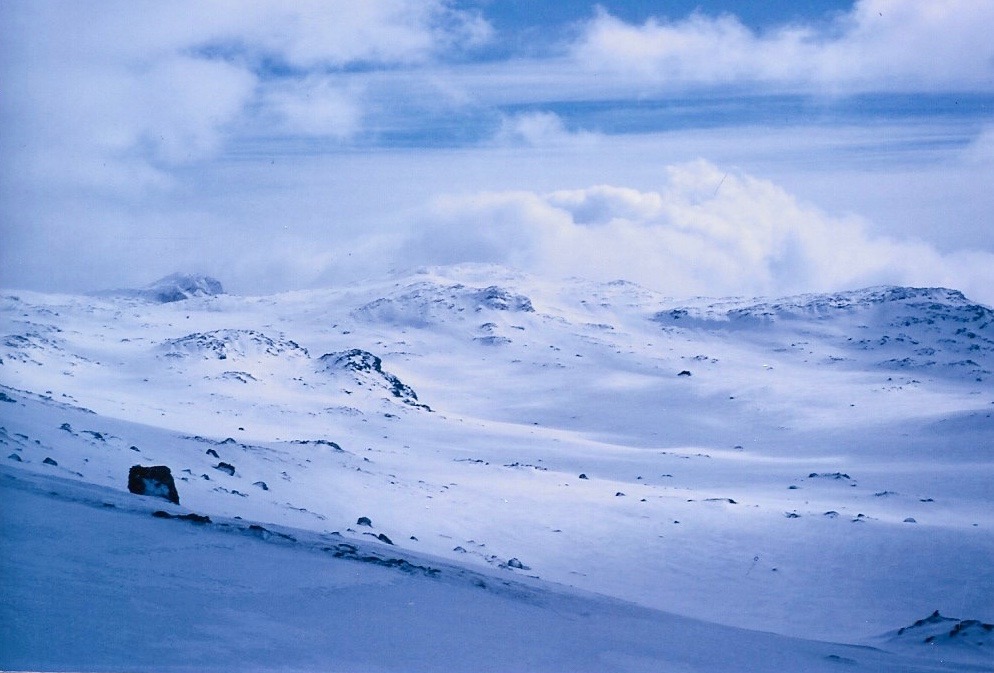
<box><xmin>1</xmin><ymin>264</ymin><xmax>992</xmax><ymax>672</ymax></box>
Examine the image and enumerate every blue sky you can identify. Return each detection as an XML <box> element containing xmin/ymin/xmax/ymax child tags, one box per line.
<box><xmin>2</xmin><ymin>1</ymin><xmax>993</xmax><ymax>302</ymax></box>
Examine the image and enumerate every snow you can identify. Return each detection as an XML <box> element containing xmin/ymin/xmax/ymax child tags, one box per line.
<box><xmin>1</xmin><ymin>264</ymin><xmax>992</xmax><ymax>671</ymax></box>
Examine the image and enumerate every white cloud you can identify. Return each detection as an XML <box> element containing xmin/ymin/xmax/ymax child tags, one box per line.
<box><xmin>0</xmin><ymin>1</ymin><xmax>490</xmax><ymax>190</ymax></box>
<box><xmin>138</xmin><ymin>56</ymin><xmax>258</xmax><ymax>164</ymax></box>
<box><xmin>572</xmin><ymin>0</ymin><xmax>994</xmax><ymax>92</ymax></box>
<box><xmin>493</xmin><ymin>111</ymin><xmax>598</xmax><ymax>147</ymax></box>
<box><xmin>264</xmin><ymin>78</ymin><xmax>363</xmax><ymax>138</ymax></box>
<box><xmin>408</xmin><ymin>160</ymin><xmax>994</xmax><ymax>303</ymax></box>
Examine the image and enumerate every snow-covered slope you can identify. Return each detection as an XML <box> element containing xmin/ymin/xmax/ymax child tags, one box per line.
<box><xmin>2</xmin><ymin>264</ymin><xmax>992</xmax><ymax>671</ymax></box>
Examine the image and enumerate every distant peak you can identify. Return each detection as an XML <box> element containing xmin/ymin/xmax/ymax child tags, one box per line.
<box><xmin>143</xmin><ymin>274</ymin><xmax>224</xmax><ymax>303</ymax></box>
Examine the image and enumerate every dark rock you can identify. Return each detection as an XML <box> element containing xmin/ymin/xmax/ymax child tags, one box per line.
<box><xmin>129</xmin><ymin>445</ymin><xmax>140</xmax><ymax>452</ymax></box>
<box><xmin>376</xmin><ymin>533</ymin><xmax>394</xmax><ymax>545</ymax></box>
<box><xmin>784</xmin><ymin>511</ymin><xmax>801</xmax><ymax>518</ymax></box>
<box><xmin>506</xmin><ymin>558</ymin><xmax>530</xmax><ymax>570</ymax></box>
<box><xmin>59</xmin><ymin>423</ymin><xmax>73</xmax><ymax>432</ymax></box>
<box><xmin>678</xmin><ymin>370</ymin><xmax>692</xmax><ymax>376</ymax></box>
<box><xmin>615</xmin><ymin>491</ymin><xmax>625</xmax><ymax>496</ymax></box>
<box><xmin>356</xmin><ymin>516</ymin><xmax>373</xmax><ymax>527</ymax></box>
<box><xmin>824</xmin><ymin>654</ymin><xmax>857</xmax><ymax>665</ymax></box>
<box><xmin>252</xmin><ymin>481</ymin><xmax>269</xmax><ymax>490</ymax></box>
<box><xmin>206</xmin><ymin>448</ymin><xmax>220</xmax><ymax>458</ymax></box>
<box><xmin>128</xmin><ymin>465</ymin><xmax>180</xmax><ymax>505</ymax></box>
<box><xmin>0</xmin><ymin>392</ymin><xmax>16</xmax><ymax>403</ymax></box>
<box><xmin>8</xmin><ymin>452</ymin><xmax>22</xmax><ymax>462</ymax></box>
<box><xmin>214</xmin><ymin>462</ymin><xmax>235</xmax><ymax>476</ymax></box>
<box><xmin>247</xmin><ymin>524</ymin><xmax>296</xmax><ymax>542</ymax></box>
<box><xmin>152</xmin><ymin>510</ymin><xmax>211</xmax><ymax>524</ymax></box>
<box><xmin>578</xmin><ymin>473</ymin><xmax>588</xmax><ymax>480</ymax></box>
<box><xmin>291</xmin><ymin>439</ymin><xmax>344</xmax><ymax>451</ymax></box>
<box><xmin>42</xmin><ymin>457</ymin><xmax>58</xmax><ymax>466</ymax></box>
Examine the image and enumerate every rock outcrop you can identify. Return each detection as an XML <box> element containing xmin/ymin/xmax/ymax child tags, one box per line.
<box><xmin>128</xmin><ymin>465</ymin><xmax>180</xmax><ymax>505</ymax></box>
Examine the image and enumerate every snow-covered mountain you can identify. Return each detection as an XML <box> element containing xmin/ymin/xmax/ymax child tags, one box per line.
<box><xmin>95</xmin><ymin>272</ymin><xmax>225</xmax><ymax>303</ymax></box>
<box><xmin>2</xmin><ymin>264</ymin><xmax>992</xmax><ymax>672</ymax></box>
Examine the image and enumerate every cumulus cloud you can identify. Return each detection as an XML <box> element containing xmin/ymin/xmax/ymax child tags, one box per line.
<box><xmin>408</xmin><ymin>160</ymin><xmax>994</xmax><ymax>303</ymax></box>
<box><xmin>572</xmin><ymin>0</ymin><xmax>994</xmax><ymax>92</ymax></box>
<box><xmin>0</xmin><ymin>1</ymin><xmax>490</xmax><ymax>188</ymax></box>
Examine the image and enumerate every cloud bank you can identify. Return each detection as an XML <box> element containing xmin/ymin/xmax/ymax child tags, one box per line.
<box><xmin>573</xmin><ymin>0</ymin><xmax>994</xmax><ymax>93</ymax></box>
<box><xmin>408</xmin><ymin>161</ymin><xmax>994</xmax><ymax>303</ymax></box>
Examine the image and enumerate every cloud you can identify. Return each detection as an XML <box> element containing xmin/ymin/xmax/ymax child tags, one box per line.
<box><xmin>492</xmin><ymin>111</ymin><xmax>599</xmax><ymax>147</ymax></box>
<box><xmin>572</xmin><ymin>0</ymin><xmax>994</xmax><ymax>92</ymax></box>
<box><xmin>407</xmin><ymin>160</ymin><xmax>994</xmax><ymax>303</ymax></box>
<box><xmin>264</xmin><ymin>78</ymin><xmax>363</xmax><ymax>138</ymax></box>
<box><xmin>0</xmin><ymin>1</ymin><xmax>490</xmax><ymax>190</ymax></box>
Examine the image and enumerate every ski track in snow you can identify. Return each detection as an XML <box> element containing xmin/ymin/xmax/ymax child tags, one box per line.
<box><xmin>1</xmin><ymin>265</ymin><xmax>992</xmax><ymax>671</ymax></box>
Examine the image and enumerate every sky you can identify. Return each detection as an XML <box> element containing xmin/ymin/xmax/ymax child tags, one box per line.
<box><xmin>1</xmin><ymin>0</ymin><xmax>993</xmax><ymax>303</ymax></box>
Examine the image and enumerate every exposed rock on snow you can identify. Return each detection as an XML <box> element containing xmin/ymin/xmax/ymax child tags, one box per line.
<box><xmin>473</xmin><ymin>286</ymin><xmax>534</xmax><ymax>312</ymax></box>
<box><xmin>214</xmin><ymin>462</ymin><xmax>236</xmax><ymax>476</ymax></box>
<box><xmin>162</xmin><ymin>329</ymin><xmax>308</xmax><ymax>361</ymax></box>
<box><xmin>128</xmin><ymin>465</ymin><xmax>180</xmax><ymax>505</ymax></box>
<box><xmin>653</xmin><ymin>285</ymin><xmax>994</xmax><ymax>380</ymax></box>
<box><xmin>353</xmin><ymin>281</ymin><xmax>534</xmax><ymax>328</ymax></box>
<box><xmin>891</xmin><ymin>610</ymin><xmax>994</xmax><ymax>649</ymax></box>
<box><xmin>152</xmin><ymin>510</ymin><xmax>211</xmax><ymax>524</ymax></box>
<box><xmin>808</xmin><ymin>472</ymin><xmax>851</xmax><ymax>480</ymax></box>
<box><xmin>290</xmin><ymin>439</ymin><xmax>344</xmax><ymax>452</ymax></box>
<box><xmin>318</xmin><ymin>349</ymin><xmax>429</xmax><ymax>410</ymax></box>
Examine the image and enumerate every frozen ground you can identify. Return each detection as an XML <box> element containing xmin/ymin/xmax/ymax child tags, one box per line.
<box><xmin>1</xmin><ymin>265</ymin><xmax>992</xmax><ymax>671</ymax></box>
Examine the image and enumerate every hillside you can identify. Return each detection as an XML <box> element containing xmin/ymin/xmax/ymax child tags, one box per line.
<box><xmin>2</xmin><ymin>264</ymin><xmax>992</xmax><ymax>671</ymax></box>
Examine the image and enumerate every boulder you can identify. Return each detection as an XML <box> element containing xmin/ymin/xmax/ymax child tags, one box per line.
<box><xmin>128</xmin><ymin>465</ymin><xmax>180</xmax><ymax>505</ymax></box>
<box><xmin>214</xmin><ymin>462</ymin><xmax>236</xmax><ymax>476</ymax></box>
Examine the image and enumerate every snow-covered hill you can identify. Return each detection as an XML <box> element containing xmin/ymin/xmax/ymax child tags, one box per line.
<box><xmin>95</xmin><ymin>272</ymin><xmax>226</xmax><ymax>303</ymax></box>
<box><xmin>2</xmin><ymin>264</ymin><xmax>992</xmax><ymax>671</ymax></box>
